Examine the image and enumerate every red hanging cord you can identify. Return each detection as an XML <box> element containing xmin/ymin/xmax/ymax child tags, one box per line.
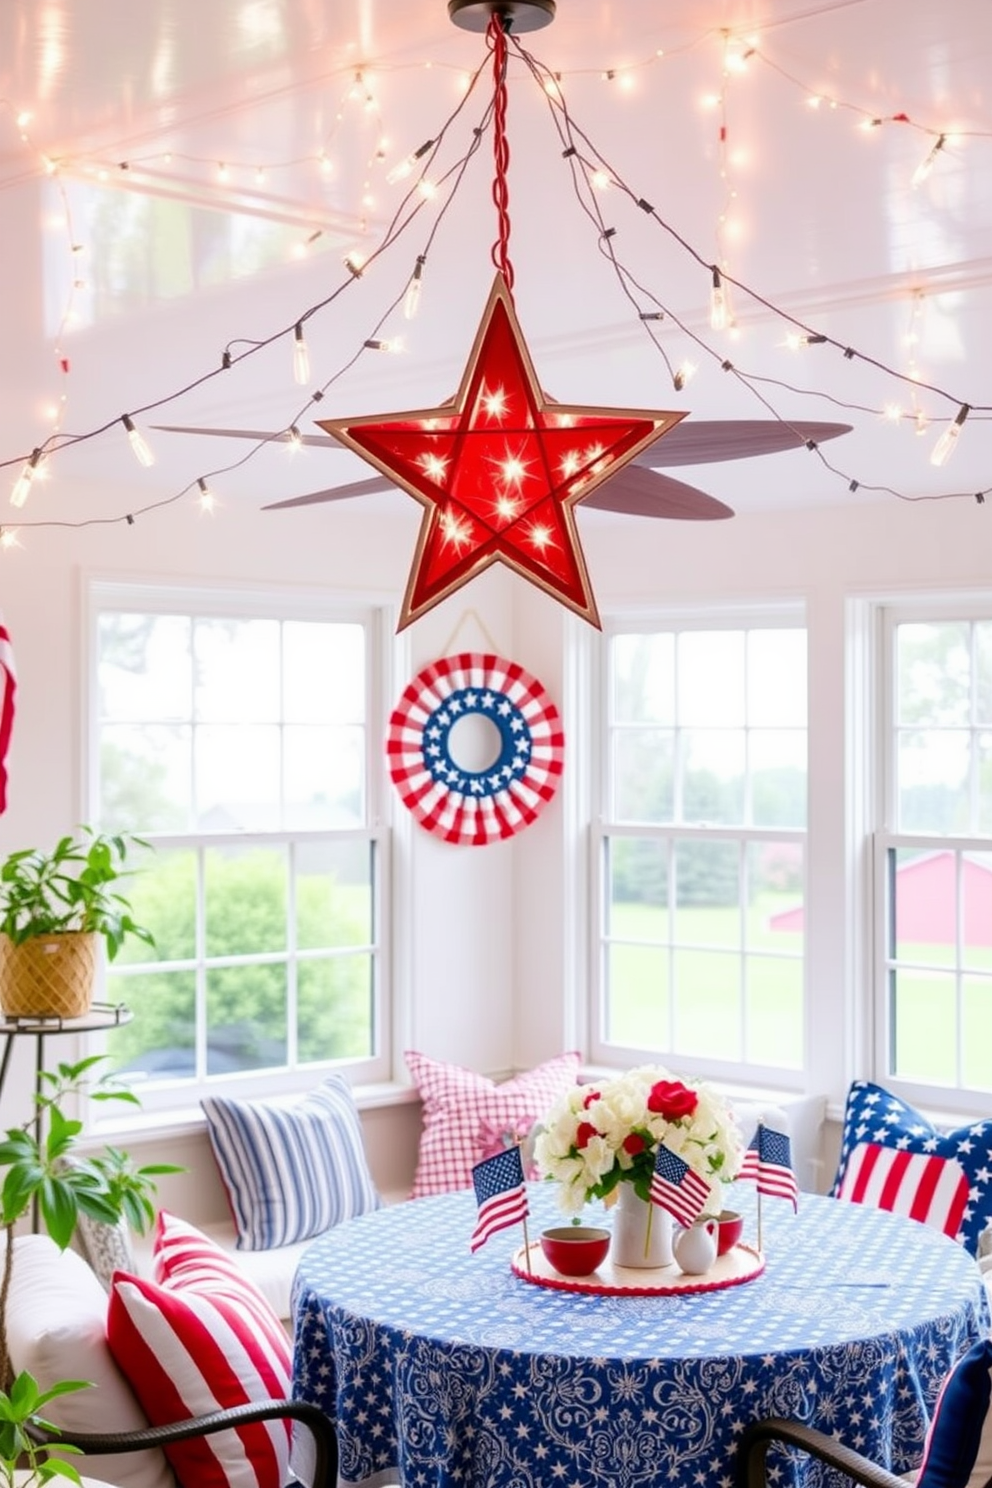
<box><xmin>487</xmin><ymin>13</ymin><xmax>515</xmax><ymax>292</ymax></box>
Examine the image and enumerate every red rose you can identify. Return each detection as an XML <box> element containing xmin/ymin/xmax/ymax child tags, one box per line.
<box><xmin>647</xmin><ymin>1080</ymin><xmax>698</xmax><ymax>1121</ymax></box>
<box><xmin>622</xmin><ymin>1133</ymin><xmax>646</xmax><ymax>1155</ymax></box>
<box><xmin>575</xmin><ymin>1122</ymin><xmax>598</xmax><ymax>1148</ymax></box>
<box><xmin>582</xmin><ymin>1089</ymin><xmax>601</xmax><ymax>1109</ymax></box>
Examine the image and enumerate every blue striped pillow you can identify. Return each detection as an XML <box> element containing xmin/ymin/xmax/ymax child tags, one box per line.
<box><xmin>201</xmin><ymin>1076</ymin><xmax>382</xmax><ymax>1250</ymax></box>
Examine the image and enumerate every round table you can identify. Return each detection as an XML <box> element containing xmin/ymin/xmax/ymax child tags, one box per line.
<box><xmin>291</xmin><ymin>1180</ymin><xmax>990</xmax><ymax>1488</ymax></box>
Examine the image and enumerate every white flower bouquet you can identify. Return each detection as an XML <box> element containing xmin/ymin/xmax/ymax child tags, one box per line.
<box><xmin>533</xmin><ymin>1064</ymin><xmax>746</xmax><ymax>1215</ymax></box>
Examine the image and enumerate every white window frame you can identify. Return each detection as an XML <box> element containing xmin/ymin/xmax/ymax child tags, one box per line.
<box><xmin>590</xmin><ymin>603</ymin><xmax>808</xmax><ymax>1089</ymax></box>
<box><xmin>870</xmin><ymin>593</ymin><xmax>992</xmax><ymax>1116</ymax></box>
<box><xmin>83</xmin><ymin>576</ymin><xmax>396</xmax><ymax>1110</ymax></box>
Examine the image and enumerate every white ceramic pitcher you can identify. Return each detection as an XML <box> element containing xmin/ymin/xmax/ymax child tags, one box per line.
<box><xmin>672</xmin><ymin>1216</ymin><xmax>718</xmax><ymax>1275</ymax></box>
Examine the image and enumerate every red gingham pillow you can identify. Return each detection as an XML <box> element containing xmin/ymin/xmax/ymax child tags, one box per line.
<box><xmin>107</xmin><ymin>1213</ymin><xmax>293</xmax><ymax>1488</ymax></box>
<box><xmin>406</xmin><ymin>1049</ymin><xmax>581</xmax><ymax>1198</ymax></box>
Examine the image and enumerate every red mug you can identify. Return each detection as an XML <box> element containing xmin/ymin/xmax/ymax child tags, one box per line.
<box><xmin>715</xmin><ymin>1209</ymin><xmax>743</xmax><ymax>1255</ymax></box>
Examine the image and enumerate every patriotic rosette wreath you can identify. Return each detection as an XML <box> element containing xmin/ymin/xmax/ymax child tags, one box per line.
<box><xmin>386</xmin><ymin>652</ymin><xmax>564</xmax><ymax>845</ymax></box>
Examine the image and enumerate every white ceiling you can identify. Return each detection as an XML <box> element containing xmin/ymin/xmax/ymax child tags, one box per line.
<box><xmin>0</xmin><ymin>0</ymin><xmax>989</xmax><ymax>534</ymax></box>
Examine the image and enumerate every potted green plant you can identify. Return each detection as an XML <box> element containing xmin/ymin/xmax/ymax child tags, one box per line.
<box><xmin>0</xmin><ymin>1371</ymin><xmax>87</xmax><ymax>1488</ymax></box>
<box><xmin>0</xmin><ymin>1055</ymin><xmax>179</xmax><ymax>1395</ymax></box>
<box><xmin>0</xmin><ymin>827</ymin><xmax>154</xmax><ymax>1019</ymax></box>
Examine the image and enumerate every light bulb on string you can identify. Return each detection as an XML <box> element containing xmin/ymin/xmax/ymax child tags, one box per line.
<box><xmin>404</xmin><ymin>256</ymin><xmax>426</xmax><ymax>320</ymax></box>
<box><xmin>196</xmin><ymin>478</ymin><xmax>216</xmax><ymax>513</ymax></box>
<box><xmin>122</xmin><ymin>414</ymin><xmax>155</xmax><ymax>467</ymax></box>
<box><xmin>287</xmin><ymin>425</ymin><xmax>303</xmax><ymax>452</ymax></box>
<box><xmin>912</xmin><ymin>133</ymin><xmax>946</xmax><ymax>188</ymax></box>
<box><xmin>710</xmin><ymin>266</ymin><xmax>729</xmax><ymax>330</ymax></box>
<box><xmin>363</xmin><ymin>337</ymin><xmax>404</xmax><ymax>354</ymax></box>
<box><xmin>10</xmin><ymin>449</ymin><xmax>42</xmax><ymax>508</ymax></box>
<box><xmin>930</xmin><ymin>404</ymin><xmax>969</xmax><ymax>467</ymax></box>
<box><xmin>385</xmin><ymin>138</ymin><xmax>435</xmax><ymax>185</ymax></box>
<box><xmin>673</xmin><ymin>360</ymin><xmax>697</xmax><ymax>391</ymax></box>
<box><xmin>293</xmin><ymin>322</ymin><xmax>310</xmax><ymax>385</ymax></box>
<box><xmin>0</xmin><ymin>529</ymin><xmax>20</xmax><ymax>551</ymax></box>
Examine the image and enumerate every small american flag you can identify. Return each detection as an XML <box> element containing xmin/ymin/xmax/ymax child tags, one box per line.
<box><xmin>649</xmin><ymin>1144</ymin><xmax>710</xmax><ymax>1228</ymax></box>
<box><xmin>0</xmin><ymin>620</ymin><xmax>15</xmax><ymax>814</ymax></box>
<box><xmin>470</xmin><ymin>1146</ymin><xmax>529</xmax><ymax>1252</ymax></box>
<box><xmin>739</xmin><ymin>1123</ymin><xmax>799</xmax><ymax>1211</ymax></box>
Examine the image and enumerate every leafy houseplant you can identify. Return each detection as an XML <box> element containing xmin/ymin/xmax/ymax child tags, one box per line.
<box><xmin>0</xmin><ymin>828</ymin><xmax>154</xmax><ymax>1018</ymax></box>
<box><xmin>0</xmin><ymin>1055</ymin><xmax>179</xmax><ymax>1395</ymax></box>
<box><xmin>0</xmin><ymin>1371</ymin><xmax>87</xmax><ymax>1488</ymax></box>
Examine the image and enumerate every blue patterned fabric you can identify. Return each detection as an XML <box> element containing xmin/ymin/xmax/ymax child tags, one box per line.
<box><xmin>201</xmin><ymin>1075</ymin><xmax>381</xmax><ymax>1250</ymax></box>
<box><xmin>292</xmin><ymin>1181</ymin><xmax>990</xmax><ymax>1488</ymax></box>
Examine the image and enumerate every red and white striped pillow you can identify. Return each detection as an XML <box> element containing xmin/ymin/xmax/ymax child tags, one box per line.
<box><xmin>107</xmin><ymin>1212</ymin><xmax>293</xmax><ymax>1488</ymax></box>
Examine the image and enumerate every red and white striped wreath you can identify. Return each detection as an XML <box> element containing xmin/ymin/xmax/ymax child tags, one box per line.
<box><xmin>386</xmin><ymin>653</ymin><xmax>564</xmax><ymax>845</ymax></box>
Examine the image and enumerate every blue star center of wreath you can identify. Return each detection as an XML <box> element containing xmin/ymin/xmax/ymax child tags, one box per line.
<box><xmin>422</xmin><ymin>687</ymin><xmax>531</xmax><ymax>796</ymax></box>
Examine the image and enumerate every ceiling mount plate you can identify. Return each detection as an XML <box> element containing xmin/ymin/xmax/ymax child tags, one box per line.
<box><xmin>448</xmin><ymin>0</ymin><xmax>555</xmax><ymax>31</ymax></box>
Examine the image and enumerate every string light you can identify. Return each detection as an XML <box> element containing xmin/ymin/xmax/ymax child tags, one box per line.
<box><xmin>121</xmin><ymin>414</ymin><xmax>155</xmax><ymax>467</ymax></box>
<box><xmin>673</xmin><ymin>360</ymin><xmax>697</xmax><ymax>390</ymax></box>
<box><xmin>385</xmin><ymin>138</ymin><xmax>436</xmax><ymax>184</ymax></box>
<box><xmin>10</xmin><ymin>449</ymin><xmax>42</xmax><ymax>508</ymax></box>
<box><xmin>404</xmin><ymin>256</ymin><xmax>426</xmax><ymax>319</ymax></box>
<box><xmin>930</xmin><ymin>404</ymin><xmax>969</xmax><ymax>467</ymax></box>
<box><xmin>196</xmin><ymin>477</ymin><xmax>216</xmax><ymax>513</ymax></box>
<box><xmin>784</xmin><ymin>332</ymin><xmax>827</xmax><ymax>350</ymax></box>
<box><xmin>710</xmin><ymin>266</ymin><xmax>729</xmax><ymax>330</ymax></box>
<box><xmin>288</xmin><ymin>425</ymin><xmax>304</xmax><ymax>451</ymax></box>
<box><xmin>912</xmin><ymin>133</ymin><xmax>947</xmax><ymax>188</ymax></box>
<box><xmin>363</xmin><ymin>337</ymin><xmax>404</xmax><ymax>353</ymax></box>
<box><xmin>293</xmin><ymin>322</ymin><xmax>310</xmax><ymax>385</ymax></box>
<box><xmin>2</xmin><ymin>36</ymin><xmax>990</xmax><ymax>545</ymax></box>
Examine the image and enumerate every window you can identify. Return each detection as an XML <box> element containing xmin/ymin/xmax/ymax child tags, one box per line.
<box><xmin>874</xmin><ymin>605</ymin><xmax>992</xmax><ymax>1107</ymax></box>
<box><xmin>592</xmin><ymin>615</ymin><xmax>807</xmax><ymax>1084</ymax></box>
<box><xmin>88</xmin><ymin>581</ymin><xmax>390</xmax><ymax>1106</ymax></box>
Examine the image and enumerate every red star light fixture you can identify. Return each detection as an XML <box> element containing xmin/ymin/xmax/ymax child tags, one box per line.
<box><xmin>317</xmin><ymin>272</ymin><xmax>685</xmax><ymax>629</ymax></box>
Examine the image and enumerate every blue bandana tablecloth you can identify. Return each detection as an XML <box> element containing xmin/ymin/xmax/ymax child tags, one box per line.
<box><xmin>291</xmin><ymin>1180</ymin><xmax>990</xmax><ymax>1488</ymax></box>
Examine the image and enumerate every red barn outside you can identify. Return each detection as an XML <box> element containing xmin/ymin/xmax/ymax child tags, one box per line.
<box><xmin>770</xmin><ymin>849</ymin><xmax>992</xmax><ymax>945</ymax></box>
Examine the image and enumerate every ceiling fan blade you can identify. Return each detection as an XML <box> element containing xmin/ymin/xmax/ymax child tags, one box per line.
<box><xmin>153</xmin><ymin>423</ymin><xmax>338</xmax><ymax>449</ymax></box>
<box><xmin>263</xmin><ymin>475</ymin><xmax>394</xmax><ymax>509</ymax></box>
<box><xmin>579</xmin><ymin>467</ymin><xmax>734</xmax><ymax>520</ymax></box>
<box><xmin>638</xmin><ymin>420</ymin><xmax>852</xmax><ymax>468</ymax></box>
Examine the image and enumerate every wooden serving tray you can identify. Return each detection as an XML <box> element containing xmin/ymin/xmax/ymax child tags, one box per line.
<box><xmin>510</xmin><ymin>1240</ymin><xmax>765</xmax><ymax>1296</ymax></box>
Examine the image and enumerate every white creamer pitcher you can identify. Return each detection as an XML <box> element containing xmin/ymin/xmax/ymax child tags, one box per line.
<box><xmin>672</xmin><ymin>1216</ymin><xmax>718</xmax><ymax>1275</ymax></box>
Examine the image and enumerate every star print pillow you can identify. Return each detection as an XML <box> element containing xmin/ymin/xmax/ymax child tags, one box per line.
<box><xmin>831</xmin><ymin>1080</ymin><xmax>992</xmax><ymax>1256</ymax></box>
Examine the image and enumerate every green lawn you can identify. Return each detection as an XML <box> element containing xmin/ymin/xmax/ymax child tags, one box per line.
<box><xmin>605</xmin><ymin>899</ymin><xmax>992</xmax><ymax>1089</ymax></box>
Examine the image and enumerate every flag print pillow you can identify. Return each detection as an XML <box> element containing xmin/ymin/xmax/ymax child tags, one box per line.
<box><xmin>831</xmin><ymin>1080</ymin><xmax>992</xmax><ymax>1256</ymax></box>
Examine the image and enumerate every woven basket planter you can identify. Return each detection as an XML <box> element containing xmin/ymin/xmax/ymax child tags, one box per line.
<box><xmin>0</xmin><ymin>931</ymin><xmax>98</xmax><ymax>1019</ymax></box>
